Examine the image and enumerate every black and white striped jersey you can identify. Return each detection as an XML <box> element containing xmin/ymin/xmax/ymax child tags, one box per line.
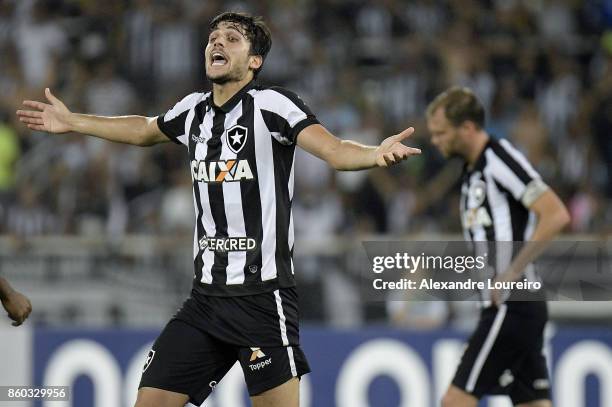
<box><xmin>460</xmin><ymin>138</ymin><xmax>549</xmax><ymax>281</ymax></box>
<box><xmin>157</xmin><ymin>81</ymin><xmax>318</xmax><ymax>296</ymax></box>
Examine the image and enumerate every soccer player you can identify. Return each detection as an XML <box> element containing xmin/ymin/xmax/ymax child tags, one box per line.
<box><xmin>0</xmin><ymin>277</ymin><xmax>32</xmax><ymax>326</ymax></box>
<box><xmin>16</xmin><ymin>12</ymin><xmax>420</xmax><ymax>407</ymax></box>
<box><xmin>426</xmin><ymin>87</ymin><xmax>570</xmax><ymax>407</ymax></box>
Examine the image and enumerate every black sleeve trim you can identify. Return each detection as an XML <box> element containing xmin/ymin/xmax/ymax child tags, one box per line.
<box><xmin>156</xmin><ymin>113</ymin><xmax>186</xmax><ymax>145</ymax></box>
<box><xmin>261</xmin><ymin>110</ymin><xmax>319</xmax><ymax>145</ymax></box>
<box><xmin>292</xmin><ymin>116</ymin><xmax>319</xmax><ymax>144</ymax></box>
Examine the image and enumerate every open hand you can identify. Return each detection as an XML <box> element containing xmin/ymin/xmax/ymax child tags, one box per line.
<box><xmin>375</xmin><ymin>127</ymin><xmax>421</xmax><ymax>167</ymax></box>
<box><xmin>16</xmin><ymin>88</ymin><xmax>73</xmax><ymax>133</ymax></box>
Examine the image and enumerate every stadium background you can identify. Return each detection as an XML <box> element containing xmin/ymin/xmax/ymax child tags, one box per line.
<box><xmin>0</xmin><ymin>0</ymin><xmax>611</xmax><ymax>406</ymax></box>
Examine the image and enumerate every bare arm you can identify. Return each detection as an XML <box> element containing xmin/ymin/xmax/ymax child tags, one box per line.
<box><xmin>0</xmin><ymin>277</ymin><xmax>32</xmax><ymax>327</ymax></box>
<box><xmin>16</xmin><ymin>88</ymin><xmax>168</xmax><ymax>146</ymax></box>
<box><xmin>492</xmin><ymin>189</ymin><xmax>571</xmax><ymax>305</ymax></box>
<box><xmin>0</xmin><ymin>277</ymin><xmax>13</xmax><ymax>301</ymax></box>
<box><xmin>297</xmin><ymin>124</ymin><xmax>421</xmax><ymax>170</ymax></box>
<box><xmin>506</xmin><ymin>189</ymin><xmax>570</xmax><ymax>276</ymax></box>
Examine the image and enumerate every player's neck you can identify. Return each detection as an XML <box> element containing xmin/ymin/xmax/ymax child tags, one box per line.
<box><xmin>465</xmin><ymin>131</ymin><xmax>489</xmax><ymax>168</ymax></box>
<box><xmin>212</xmin><ymin>75</ymin><xmax>253</xmax><ymax>107</ymax></box>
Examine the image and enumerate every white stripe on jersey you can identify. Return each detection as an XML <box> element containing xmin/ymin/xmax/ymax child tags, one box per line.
<box><xmin>484</xmin><ymin>149</ymin><xmax>528</xmax><ymax>201</ymax></box>
<box><xmin>289</xmin><ymin>212</ymin><xmax>295</xmax><ymax>275</ymax></box>
<box><xmin>222</xmin><ymin>101</ymin><xmax>248</xmax><ymax>285</ymax></box>
<box><xmin>164</xmin><ymin>93</ymin><xmax>204</xmax><ymax>145</ymax></box>
<box><xmin>460</xmin><ymin>183</ymin><xmax>472</xmax><ymax>242</ymax></box>
<box><xmin>288</xmin><ymin>153</ymin><xmax>295</xmax><ymax>201</ymax></box>
<box><xmin>186</xmin><ymin>107</ymin><xmax>202</xmax><ymax>271</ymax></box>
<box><xmin>464</xmin><ymin>173</ymin><xmax>488</xmax><ymax>302</ymax></box>
<box><xmin>252</xmin><ymin>89</ymin><xmax>308</xmax><ymax>130</ymax></box>
<box><xmin>523</xmin><ymin>212</ymin><xmax>539</xmax><ymax>283</ymax></box>
<box><xmin>289</xmin><ymin>153</ymin><xmax>295</xmax><ymax>275</ymax></box>
<box><xmin>467</xmin><ymin>172</ymin><xmax>487</xmax><ymax>242</ymax></box>
<box><xmin>195</xmin><ymin>109</ymin><xmax>216</xmax><ymax>284</ymax></box>
<box><xmin>484</xmin><ymin>167</ymin><xmax>513</xmax><ymax>280</ymax></box>
<box><xmin>499</xmin><ymin>139</ymin><xmax>540</xmax><ymax>179</ymax></box>
<box><xmin>253</xmin><ymin>107</ymin><xmax>278</xmax><ymax>281</ymax></box>
<box><xmin>466</xmin><ymin>304</ymin><xmax>507</xmax><ymax>392</ymax></box>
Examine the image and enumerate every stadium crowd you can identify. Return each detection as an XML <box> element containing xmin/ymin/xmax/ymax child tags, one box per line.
<box><xmin>0</xmin><ymin>0</ymin><xmax>610</xmax><ymax>239</ymax></box>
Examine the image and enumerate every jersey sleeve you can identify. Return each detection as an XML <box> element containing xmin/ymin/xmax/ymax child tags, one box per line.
<box><xmin>486</xmin><ymin>139</ymin><xmax>549</xmax><ymax>208</ymax></box>
<box><xmin>156</xmin><ymin>93</ymin><xmax>202</xmax><ymax>146</ymax></box>
<box><xmin>256</xmin><ymin>87</ymin><xmax>319</xmax><ymax>145</ymax></box>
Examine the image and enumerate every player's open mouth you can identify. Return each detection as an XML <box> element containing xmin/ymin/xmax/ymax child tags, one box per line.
<box><xmin>211</xmin><ymin>51</ymin><xmax>228</xmax><ymax>66</ymax></box>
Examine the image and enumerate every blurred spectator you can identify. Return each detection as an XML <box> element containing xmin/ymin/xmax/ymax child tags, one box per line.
<box><xmin>509</xmin><ymin>103</ymin><xmax>550</xmax><ymax>168</ymax></box>
<box><xmin>537</xmin><ymin>0</ymin><xmax>577</xmax><ymax>49</ymax></box>
<box><xmin>400</xmin><ymin>0</ymin><xmax>446</xmax><ymax>39</ymax></box>
<box><xmin>152</xmin><ymin>3</ymin><xmax>197</xmax><ymax>95</ymax></box>
<box><xmin>590</xmin><ymin>51</ymin><xmax>612</xmax><ymax>197</ymax></box>
<box><xmin>123</xmin><ymin>0</ymin><xmax>156</xmax><ymax>95</ymax></box>
<box><xmin>4</xmin><ymin>185</ymin><xmax>58</xmax><ymax>237</ymax></box>
<box><xmin>0</xmin><ymin>118</ymin><xmax>20</xmax><ymax>195</ymax></box>
<box><xmin>14</xmin><ymin>0</ymin><xmax>67</xmax><ymax>89</ymax></box>
<box><xmin>537</xmin><ymin>53</ymin><xmax>581</xmax><ymax>142</ymax></box>
<box><xmin>0</xmin><ymin>0</ymin><xmax>610</xmax><ymax>326</ymax></box>
<box><xmin>84</xmin><ymin>60</ymin><xmax>137</xmax><ymax>116</ymax></box>
<box><xmin>160</xmin><ymin>170</ymin><xmax>193</xmax><ymax>235</ymax></box>
<box><xmin>0</xmin><ymin>2</ymin><xmax>16</xmax><ymax>47</ymax></box>
<box><xmin>355</xmin><ymin>0</ymin><xmax>394</xmax><ymax>65</ymax></box>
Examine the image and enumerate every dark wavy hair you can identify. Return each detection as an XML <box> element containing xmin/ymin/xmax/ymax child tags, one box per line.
<box><xmin>210</xmin><ymin>12</ymin><xmax>272</xmax><ymax>79</ymax></box>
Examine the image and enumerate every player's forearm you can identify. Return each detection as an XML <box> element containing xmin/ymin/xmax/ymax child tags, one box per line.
<box><xmin>0</xmin><ymin>277</ymin><xmax>15</xmax><ymax>301</ymax></box>
<box><xmin>507</xmin><ymin>206</ymin><xmax>570</xmax><ymax>279</ymax></box>
<box><xmin>69</xmin><ymin>114</ymin><xmax>161</xmax><ymax>146</ymax></box>
<box><xmin>328</xmin><ymin>140</ymin><xmax>377</xmax><ymax>171</ymax></box>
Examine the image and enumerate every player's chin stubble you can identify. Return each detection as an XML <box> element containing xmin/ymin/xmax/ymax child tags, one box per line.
<box><xmin>207</xmin><ymin>72</ymin><xmax>234</xmax><ymax>85</ymax></box>
<box><xmin>206</xmin><ymin>65</ymin><xmax>245</xmax><ymax>85</ymax></box>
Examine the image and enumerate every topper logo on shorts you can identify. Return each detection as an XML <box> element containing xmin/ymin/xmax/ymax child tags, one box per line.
<box><xmin>250</xmin><ymin>347</ymin><xmax>266</xmax><ymax>361</ymax></box>
<box><xmin>191</xmin><ymin>159</ymin><xmax>254</xmax><ymax>183</ymax></box>
<box><xmin>143</xmin><ymin>350</ymin><xmax>155</xmax><ymax>373</ymax></box>
<box><xmin>249</xmin><ymin>347</ymin><xmax>272</xmax><ymax>371</ymax></box>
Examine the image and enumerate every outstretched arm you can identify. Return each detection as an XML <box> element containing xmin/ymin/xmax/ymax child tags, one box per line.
<box><xmin>0</xmin><ymin>277</ymin><xmax>32</xmax><ymax>327</ymax></box>
<box><xmin>16</xmin><ymin>88</ymin><xmax>168</xmax><ymax>146</ymax></box>
<box><xmin>297</xmin><ymin>124</ymin><xmax>421</xmax><ymax>170</ymax></box>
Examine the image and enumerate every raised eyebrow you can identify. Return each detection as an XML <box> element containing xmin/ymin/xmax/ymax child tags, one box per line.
<box><xmin>209</xmin><ymin>26</ymin><xmax>245</xmax><ymax>39</ymax></box>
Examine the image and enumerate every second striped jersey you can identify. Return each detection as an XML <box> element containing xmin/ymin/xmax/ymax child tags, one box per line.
<box><xmin>460</xmin><ymin>138</ymin><xmax>549</xmax><ymax>302</ymax></box>
<box><xmin>157</xmin><ymin>81</ymin><xmax>319</xmax><ymax>296</ymax></box>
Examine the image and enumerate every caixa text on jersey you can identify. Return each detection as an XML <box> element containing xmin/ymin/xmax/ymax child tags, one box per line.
<box><xmin>199</xmin><ymin>236</ymin><xmax>258</xmax><ymax>252</ymax></box>
<box><xmin>191</xmin><ymin>159</ymin><xmax>254</xmax><ymax>183</ymax></box>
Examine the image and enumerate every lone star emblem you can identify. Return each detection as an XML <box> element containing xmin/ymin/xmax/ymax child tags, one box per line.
<box><xmin>231</xmin><ymin>131</ymin><xmax>242</xmax><ymax>145</ymax></box>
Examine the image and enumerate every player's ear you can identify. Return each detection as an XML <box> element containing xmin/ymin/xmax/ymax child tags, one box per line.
<box><xmin>249</xmin><ymin>55</ymin><xmax>263</xmax><ymax>71</ymax></box>
<box><xmin>459</xmin><ymin>120</ymin><xmax>477</xmax><ymax>135</ymax></box>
